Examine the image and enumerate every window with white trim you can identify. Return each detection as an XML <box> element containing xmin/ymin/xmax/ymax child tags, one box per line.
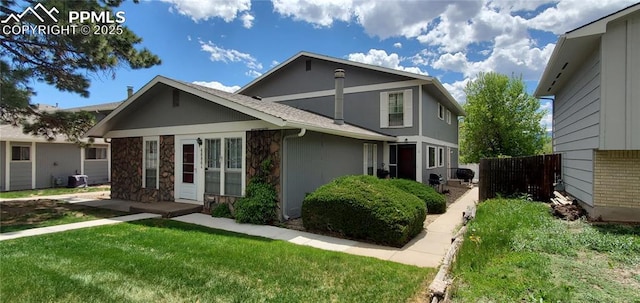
<box><xmin>438</xmin><ymin>103</ymin><xmax>445</xmax><ymax>120</ymax></box>
<box><xmin>85</xmin><ymin>147</ymin><xmax>107</xmax><ymax>160</ymax></box>
<box><xmin>143</xmin><ymin>138</ymin><xmax>159</xmax><ymax>189</ymax></box>
<box><xmin>438</xmin><ymin>147</ymin><xmax>445</xmax><ymax>167</ymax></box>
<box><xmin>225</xmin><ymin>138</ymin><xmax>243</xmax><ymax>196</ymax></box>
<box><xmin>11</xmin><ymin>146</ymin><xmax>30</xmax><ymax>161</ymax></box>
<box><xmin>380</xmin><ymin>89</ymin><xmax>413</xmax><ymax>128</ymax></box>
<box><xmin>446</xmin><ymin>109</ymin><xmax>451</xmax><ymax>124</ymax></box>
<box><xmin>427</xmin><ymin>146</ymin><xmax>436</xmax><ymax>169</ymax></box>
<box><xmin>363</xmin><ymin>143</ymin><xmax>377</xmax><ymax>176</ymax></box>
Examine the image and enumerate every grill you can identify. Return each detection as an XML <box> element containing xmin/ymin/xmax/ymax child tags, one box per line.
<box><xmin>429</xmin><ymin>173</ymin><xmax>444</xmax><ymax>193</ymax></box>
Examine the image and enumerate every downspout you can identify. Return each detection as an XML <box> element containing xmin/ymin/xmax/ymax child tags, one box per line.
<box><xmin>281</xmin><ymin>128</ymin><xmax>306</xmax><ymax>221</ymax></box>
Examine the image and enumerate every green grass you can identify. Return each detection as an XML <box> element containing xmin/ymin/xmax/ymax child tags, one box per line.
<box><xmin>0</xmin><ymin>186</ymin><xmax>109</xmax><ymax>199</ymax></box>
<box><xmin>450</xmin><ymin>199</ymin><xmax>640</xmax><ymax>303</ymax></box>
<box><xmin>0</xmin><ymin>219</ymin><xmax>434</xmax><ymax>302</ymax></box>
<box><xmin>0</xmin><ymin>200</ymin><xmax>129</xmax><ymax>233</ymax></box>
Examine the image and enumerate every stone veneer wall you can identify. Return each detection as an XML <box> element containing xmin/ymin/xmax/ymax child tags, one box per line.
<box><xmin>111</xmin><ymin>136</ymin><xmax>175</xmax><ymax>203</ymax></box>
<box><xmin>591</xmin><ymin>150</ymin><xmax>640</xmax><ymax>221</ymax></box>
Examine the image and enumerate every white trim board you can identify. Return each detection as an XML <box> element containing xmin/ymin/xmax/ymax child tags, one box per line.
<box><xmin>262</xmin><ymin>80</ymin><xmax>428</xmax><ymax>103</ymax></box>
<box><xmin>105</xmin><ymin>120</ymin><xmax>276</xmax><ymax>138</ymax></box>
<box><xmin>397</xmin><ymin>136</ymin><xmax>459</xmax><ymax>149</ymax></box>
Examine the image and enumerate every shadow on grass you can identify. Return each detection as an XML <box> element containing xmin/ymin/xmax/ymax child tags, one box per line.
<box><xmin>591</xmin><ymin>223</ymin><xmax>640</xmax><ymax>237</ymax></box>
<box><xmin>126</xmin><ymin>218</ymin><xmax>276</xmax><ymax>243</ymax></box>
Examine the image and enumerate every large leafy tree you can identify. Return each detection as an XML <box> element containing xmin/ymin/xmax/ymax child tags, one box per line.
<box><xmin>460</xmin><ymin>72</ymin><xmax>546</xmax><ymax>163</ymax></box>
<box><xmin>0</xmin><ymin>0</ymin><xmax>160</xmax><ymax>143</ymax></box>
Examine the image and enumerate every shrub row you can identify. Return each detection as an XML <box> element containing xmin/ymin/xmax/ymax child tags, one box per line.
<box><xmin>302</xmin><ymin>175</ymin><xmax>427</xmax><ymax>247</ymax></box>
<box><xmin>385</xmin><ymin>178</ymin><xmax>447</xmax><ymax>214</ymax></box>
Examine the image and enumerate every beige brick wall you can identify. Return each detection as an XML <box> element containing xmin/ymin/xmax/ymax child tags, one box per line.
<box><xmin>593</xmin><ymin>150</ymin><xmax>640</xmax><ymax>209</ymax></box>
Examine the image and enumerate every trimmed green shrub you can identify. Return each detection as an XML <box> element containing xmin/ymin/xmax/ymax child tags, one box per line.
<box><xmin>302</xmin><ymin>175</ymin><xmax>426</xmax><ymax>247</ymax></box>
<box><xmin>385</xmin><ymin>178</ymin><xmax>447</xmax><ymax>214</ymax></box>
<box><xmin>210</xmin><ymin>203</ymin><xmax>233</xmax><ymax>218</ymax></box>
<box><xmin>234</xmin><ymin>181</ymin><xmax>278</xmax><ymax>224</ymax></box>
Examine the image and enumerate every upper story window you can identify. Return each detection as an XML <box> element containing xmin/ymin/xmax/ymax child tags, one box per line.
<box><xmin>11</xmin><ymin>146</ymin><xmax>30</xmax><ymax>161</ymax></box>
<box><xmin>446</xmin><ymin>109</ymin><xmax>452</xmax><ymax>124</ymax></box>
<box><xmin>85</xmin><ymin>147</ymin><xmax>107</xmax><ymax>160</ymax></box>
<box><xmin>380</xmin><ymin>89</ymin><xmax>413</xmax><ymax>128</ymax></box>
<box><xmin>438</xmin><ymin>103</ymin><xmax>445</xmax><ymax>120</ymax></box>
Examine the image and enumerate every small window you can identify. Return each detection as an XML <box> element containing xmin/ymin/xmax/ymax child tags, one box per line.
<box><xmin>363</xmin><ymin>143</ymin><xmax>377</xmax><ymax>176</ymax></box>
<box><xmin>446</xmin><ymin>110</ymin><xmax>451</xmax><ymax>124</ymax></box>
<box><xmin>388</xmin><ymin>92</ymin><xmax>404</xmax><ymax>127</ymax></box>
<box><xmin>85</xmin><ymin>147</ymin><xmax>107</xmax><ymax>160</ymax></box>
<box><xmin>11</xmin><ymin>146</ymin><xmax>30</xmax><ymax>161</ymax></box>
<box><xmin>427</xmin><ymin>146</ymin><xmax>436</xmax><ymax>169</ymax></box>
<box><xmin>438</xmin><ymin>104</ymin><xmax>445</xmax><ymax>120</ymax></box>
<box><xmin>143</xmin><ymin>138</ymin><xmax>159</xmax><ymax>189</ymax></box>
<box><xmin>438</xmin><ymin>147</ymin><xmax>444</xmax><ymax>167</ymax></box>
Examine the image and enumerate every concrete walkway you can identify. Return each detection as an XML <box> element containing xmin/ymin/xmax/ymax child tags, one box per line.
<box><xmin>0</xmin><ymin>191</ymin><xmax>111</xmax><ymax>203</ymax></box>
<box><xmin>0</xmin><ymin>213</ymin><xmax>161</xmax><ymax>241</ymax></box>
<box><xmin>173</xmin><ymin>187</ymin><xmax>479</xmax><ymax>268</ymax></box>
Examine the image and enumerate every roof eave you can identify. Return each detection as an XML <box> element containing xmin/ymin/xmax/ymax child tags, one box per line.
<box><xmin>287</xmin><ymin>122</ymin><xmax>395</xmax><ymax>141</ymax></box>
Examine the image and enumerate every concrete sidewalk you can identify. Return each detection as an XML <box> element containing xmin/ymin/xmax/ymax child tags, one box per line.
<box><xmin>173</xmin><ymin>186</ymin><xmax>479</xmax><ymax>268</ymax></box>
<box><xmin>0</xmin><ymin>191</ymin><xmax>111</xmax><ymax>203</ymax></box>
<box><xmin>0</xmin><ymin>213</ymin><xmax>161</xmax><ymax>241</ymax></box>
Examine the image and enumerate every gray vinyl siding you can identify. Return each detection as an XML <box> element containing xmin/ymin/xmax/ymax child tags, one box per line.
<box><xmin>241</xmin><ymin>56</ymin><xmax>413</xmax><ymax>98</ymax></box>
<box><xmin>0</xmin><ymin>141</ymin><xmax>5</xmax><ymax>191</ymax></box>
<box><xmin>283</xmin><ymin>130</ymin><xmax>376</xmax><ymax>218</ymax></box>
<box><xmin>85</xmin><ymin>160</ymin><xmax>109</xmax><ymax>185</ymax></box>
<box><xmin>553</xmin><ymin>47</ymin><xmax>601</xmax><ymax>206</ymax></box>
<box><xmin>112</xmin><ymin>84</ymin><xmax>256</xmax><ymax>130</ymax></box>
<box><xmin>280</xmin><ymin>86</ymin><xmax>420</xmax><ymax>137</ymax></box>
<box><xmin>600</xmin><ymin>13</ymin><xmax>640</xmax><ymax>149</ymax></box>
<box><xmin>10</xmin><ymin>161</ymin><xmax>31</xmax><ymax>190</ymax></box>
<box><xmin>422</xmin><ymin>90</ymin><xmax>459</xmax><ymax>144</ymax></box>
<box><xmin>35</xmin><ymin>143</ymin><xmax>81</xmax><ymax>188</ymax></box>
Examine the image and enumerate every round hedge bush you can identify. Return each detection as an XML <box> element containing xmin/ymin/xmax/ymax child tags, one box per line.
<box><xmin>302</xmin><ymin>175</ymin><xmax>426</xmax><ymax>247</ymax></box>
<box><xmin>385</xmin><ymin>178</ymin><xmax>447</xmax><ymax>214</ymax></box>
<box><xmin>234</xmin><ymin>181</ymin><xmax>278</xmax><ymax>224</ymax></box>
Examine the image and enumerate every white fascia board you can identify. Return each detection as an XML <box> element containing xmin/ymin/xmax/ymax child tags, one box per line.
<box><xmin>104</xmin><ymin>120</ymin><xmax>277</xmax><ymax>138</ymax></box>
<box><xmin>262</xmin><ymin>79</ymin><xmax>429</xmax><ymax>103</ymax></box>
<box><xmin>286</xmin><ymin>122</ymin><xmax>395</xmax><ymax>141</ymax></box>
<box><xmin>396</xmin><ymin>135</ymin><xmax>459</xmax><ymax>148</ymax></box>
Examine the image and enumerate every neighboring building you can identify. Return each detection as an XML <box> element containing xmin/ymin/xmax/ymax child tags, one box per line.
<box><xmin>0</xmin><ymin>102</ymin><xmax>121</xmax><ymax>191</ymax></box>
<box><xmin>534</xmin><ymin>3</ymin><xmax>640</xmax><ymax>221</ymax></box>
<box><xmin>87</xmin><ymin>52</ymin><xmax>464</xmax><ymax>219</ymax></box>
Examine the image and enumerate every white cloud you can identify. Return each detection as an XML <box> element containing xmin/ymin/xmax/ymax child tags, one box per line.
<box><xmin>199</xmin><ymin>40</ymin><xmax>263</xmax><ymax>70</ymax></box>
<box><xmin>192</xmin><ymin>81</ymin><xmax>240</xmax><ymax>93</ymax></box>
<box><xmin>442</xmin><ymin>78</ymin><xmax>470</xmax><ymax>104</ymax></box>
<box><xmin>272</xmin><ymin>0</ymin><xmax>353</xmax><ymax>27</ymax></box>
<box><xmin>526</xmin><ymin>0</ymin><xmax>638</xmax><ymax>34</ymax></box>
<box><xmin>161</xmin><ymin>0</ymin><xmax>250</xmax><ymax>22</ymax></box>
<box><xmin>393</xmin><ymin>42</ymin><xmax>402</xmax><ymax>48</ymax></box>
<box><xmin>186</xmin><ymin>35</ymin><xmax>192</xmax><ymax>41</ymax></box>
<box><xmin>240</xmin><ymin>13</ymin><xmax>254</xmax><ymax>28</ymax></box>
<box><xmin>245</xmin><ymin>70</ymin><xmax>263</xmax><ymax>78</ymax></box>
<box><xmin>271</xmin><ymin>60</ymin><xmax>279</xmax><ymax>67</ymax></box>
<box><xmin>347</xmin><ymin>49</ymin><xmax>428</xmax><ymax>75</ymax></box>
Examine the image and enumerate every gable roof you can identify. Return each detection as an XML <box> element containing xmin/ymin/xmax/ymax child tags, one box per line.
<box><xmin>238</xmin><ymin>51</ymin><xmax>466</xmax><ymax>116</ymax></box>
<box><xmin>86</xmin><ymin>75</ymin><xmax>395</xmax><ymax>141</ymax></box>
<box><xmin>534</xmin><ymin>3</ymin><xmax>640</xmax><ymax>97</ymax></box>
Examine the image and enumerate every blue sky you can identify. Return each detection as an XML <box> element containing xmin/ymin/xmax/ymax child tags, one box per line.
<box><xmin>27</xmin><ymin>0</ymin><xmax>637</xmax><ymax>130</ymax></box>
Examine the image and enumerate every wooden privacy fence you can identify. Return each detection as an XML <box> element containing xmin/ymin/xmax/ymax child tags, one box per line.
<box><xmin>479</xmin><ymin>154</ymin><xmax>561</xmax><ymax>201</ymax></box>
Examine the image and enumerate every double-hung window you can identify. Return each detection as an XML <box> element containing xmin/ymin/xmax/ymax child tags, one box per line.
<box><xmin>438</xmin><ymin>147</ymin><xmax>445</xmax><ymax>167</ymax></box>
<box><xmin>85</xmin><ymin>147</ymin><xmax>107</xmax><ymax>160</ymax></box>
<box><xmin>427</xmin><ymin>146</ymin><xmax>437</xmax><ymax>169</ymax></box>
<box><xmin>363</xmin><ymin>143</ymin><xmax>377</xmax><ymax>176</ymax></box>
<box><xmin>446</xmin><ymin>109</ymin><xmax>452</xmax><ymax>124</ymax></box>
<box><xmin>11</xmin><ymin>146</ymin><xmax>30</xmax><ymax>161</ymax></box>
<box><xmin>225</xmin><ymin>138</ymin><xmax>242</xmax><ymax>196</ymax></box>
<box><xmin>143</xmin><ymin>137</ymin><xmax>159</xmax><ymax>189</ymax></box>
<box><xmin>380</xmin><ymin>89</ymin><xmax>413</xmax><ymax>128</ymax></box>
<box><xmin>438</xmin><ymin>103</ymin><xmax>445</xmax><ymax>120</ymax></box>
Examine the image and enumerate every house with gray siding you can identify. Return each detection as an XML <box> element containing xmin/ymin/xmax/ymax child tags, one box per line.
<box><xmin>535</xmin><ymin>3</ymin><xmax>640</xmax><ymax>222</ymax></box>
<box><xmin>0</xmin><ymin>103</ymin><xmax>118</xmax><ymax>191</ymax></box>
<box><xmin>87</xmin><ymin>52</ymin><xmax>464</xmax><ymax>219</ymax></box>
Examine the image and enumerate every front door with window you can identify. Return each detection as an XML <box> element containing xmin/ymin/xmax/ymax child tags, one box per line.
<box><xmin>389</xmin><ymin>144</ymin><xmax>416</xmax><ymax>180</ymax></box>
<box><xmin>179</xmin><ymin>140</ymin><xmax>198</xmax><ymax>200</ymax></box>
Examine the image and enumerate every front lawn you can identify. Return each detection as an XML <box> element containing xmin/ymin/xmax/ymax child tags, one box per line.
<box><xmin>450</xmin><ymin>199</ymin><xmax>640</xmax><ymax>302</ymax></box>
<box><xmin>1</xmin><ymin>199</ymin><xmax>129</xmax><ymax>233</ymax></box>
<box><xmin>0</xmin><ymin>185</ymin><xmax>109</xmax><ymax>199</ymax></box>
<box><xmin>1</xmin><ymin>219</ymin><xmax>434</xmax><ymax>302</ymax></box>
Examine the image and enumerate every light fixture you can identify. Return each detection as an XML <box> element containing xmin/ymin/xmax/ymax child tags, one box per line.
<box><xmin>197</xmin><ymin>138</ymin><xmax>202</xmax><ymax>145</ymax></box>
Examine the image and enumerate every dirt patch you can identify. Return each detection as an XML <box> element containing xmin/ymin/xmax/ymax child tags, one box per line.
<box><xmin>1</xmin><ymin>199</ymin><xmax>127</xmax><ymax>232</ymax></box>
<box><xmin>551</xmin><ymin>203</ymin><xmax>587</xmax><ymax>221</ymax></box>
<box><xmin>283</xmin><ymin>185</ymin><xmax>472</xmax><ymax>232</ymax></box>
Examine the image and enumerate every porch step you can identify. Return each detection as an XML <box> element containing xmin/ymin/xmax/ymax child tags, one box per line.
<box><xmin>130</xmin><ymin>202</ymin><xmax>203</xmax><ymax>218</ymax></box>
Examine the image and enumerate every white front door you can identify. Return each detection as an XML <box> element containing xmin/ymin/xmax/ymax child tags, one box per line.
<box><xmin>179</xmin><ymin>139</ymin><xmax>198</xmax><ymax>200</ymax></box>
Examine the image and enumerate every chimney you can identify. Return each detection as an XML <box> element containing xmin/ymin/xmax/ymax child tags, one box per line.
<box><xmin>127</xmin><ymin>86</ymin><xmax>133</xmax><ymax>97</ymax></box>
<box><xmin>334</xmin><ymin>69</ymin><xmax>345</xmax><ymax>125</ymax></box>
